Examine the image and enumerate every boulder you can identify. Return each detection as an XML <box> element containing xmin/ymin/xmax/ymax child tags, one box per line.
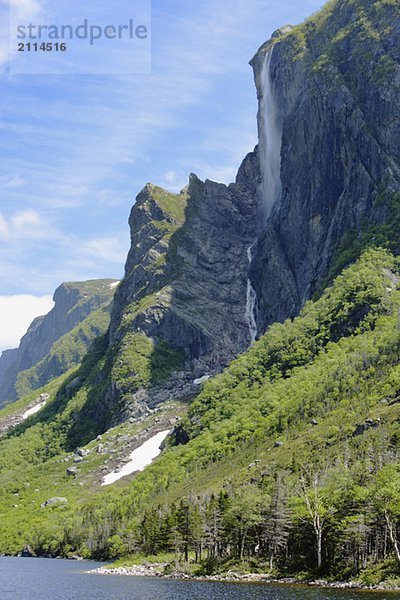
<box><xmin>21</xmin><ymin>545</ymin><xmax>36</xmax><ymax>557</ymax></box>
<box><xmin>41</xmin><ymin>497</ymin><xmax>68</xmax><ymax>508</ymax></box>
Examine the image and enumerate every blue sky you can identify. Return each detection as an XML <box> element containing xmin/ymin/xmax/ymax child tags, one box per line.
<box><xmin>0</xmin><ymin>0</ymin><xmax>323</xmax><ymax>351</ymax></box>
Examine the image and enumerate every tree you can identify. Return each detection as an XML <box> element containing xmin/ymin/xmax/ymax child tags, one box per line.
<box><xmin>370</xmin><ymin>465</ymin><xmax>400</xmax><ymax>569</ymax></box>
<box><xmin>293</xmin><ymin>470</ymin><xmax>334</xmax><ymax>570</ymax></box>
<box><xmin>262</xmin><ymin>473</ymin><xmax>291</xmax><ymax>570</ymax></box>
<box><xmin>225</xmin><ymin>486</ymin><xmax>265</xmax><ymax>559</ymax></box>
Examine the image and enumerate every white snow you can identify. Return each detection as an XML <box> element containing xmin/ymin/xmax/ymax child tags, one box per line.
<box><xmin>22</xmin><ymin>401</ymin><xmax>46</xmax><ymax>420</ymax></box>
<box><xmin>110</xmin><ymin>281</ymin><xmax>120</xmax><ymax>289</ymax></box>
<box><xmin>101</xmin><ymin>430</ymin><xmax>170</xmax><ymax>486</ymax></box>
<box><xmin>193</xmin><ymin>375</ymin><xmax>211</xmax><ymax>385</ymax></box>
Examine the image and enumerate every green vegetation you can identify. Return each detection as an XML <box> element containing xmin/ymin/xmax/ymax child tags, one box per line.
<box><xmin>276</xmin><ymin>0</ymin><xmax>399</xmax><ymax>92</ymax></box>
<box><xmin>111</xmin><ymin>332</ymin><xmax>185</xmax><ymax>398</ymax></box>
<box><xmin>15</xmin><ymin>305</ymin><xmax>112</xmax><ymax>399</ymax></box>
<box><xmin>0</xmin><ymin>393</ymin><xmax>187</xmax><ymax>558</ymax></box>
<box><xmin>147</xmin><ymin>184</ymin><xmax>188</xmax><ymax>224</ymax></box>
<box><xmin>0</xmin><ymin>0</ymin><xmax>399</xmax><ymax>581</ymax></box>
<box><xmin>321</xmin><ymin>192</ymin><xmax>400</xmax><ymax>289</ymax></box>
<box><xmin>0</xmin><ymin>248</ymin><xmax>399</xmax><ymax>586</ymax></box>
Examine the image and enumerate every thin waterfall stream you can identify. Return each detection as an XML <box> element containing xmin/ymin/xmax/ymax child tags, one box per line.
<box><xmin>244</xmin><ymin>47</ymin><xmax>282</xmax><ymax>343</ymax></box>
<box><xmin>244</xmin><ymin>245</ymin><xmax>258</xmax><ymax>343</ymax></box>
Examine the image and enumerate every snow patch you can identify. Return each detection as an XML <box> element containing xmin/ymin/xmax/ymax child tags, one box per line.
<box><xmin>110</xmin><ymin>281</ymin><xmax>120</xmax><ymax>289</ymax></box>
<box><xmin>101</xmin><ymin>430</ymin><xmax>170</xmax><ymax>486</ymax></box>
<box><xmin>193</xmin><ymin>375</ymin><xmax>210</xmax><ymax>385</ymax></box>
<box><xmin>22</xmin><ymin>401</ymin><xmax>46</xmax><ymax>420</ymax></box>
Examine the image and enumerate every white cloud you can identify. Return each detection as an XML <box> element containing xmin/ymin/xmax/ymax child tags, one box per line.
<box><xmin>0</xmin><ymin>214</ymin><xmax>9</xmax><ymax>239</ymax></box>
<box><xmin>0</xmin><ymin>175</ymin><xmax>26</xmax><ymax>189</ymax></box>
<box><xmin>0</xmin><ymin>294</ymin><xmax>54</xmax><ymax>352</ymax></box>
<box><xmin>11</xmin><ymin>210</ymin><xmax>41</xmax><ymax>229</ymax></box>
<box><xmin>0</xmin><ymin>210</ymin><xmax>49</xmax><ymax>241</ymax></box>
<box><xmin>0</xmin><ymin>0</ymin><xmax>43</xmax><ymax>69</ymax></box>
<box><xmin>11</xmin><ymin>0</ymin><xmax>41</xmax><ymax>15</ymax></box>
<box><xmin>158</xmin><ymin>170</ymin><xmax>188</xmax><ymax>193</ymax></box>
<box><xmin>80</xmin><ymin>236</ymin><xmax>128</xmax><ymax>263</ymax></box>
<box><xmin>164</xmin><ymin>171</ymin><xmax>177</xmax><ymax>184</ymax></box>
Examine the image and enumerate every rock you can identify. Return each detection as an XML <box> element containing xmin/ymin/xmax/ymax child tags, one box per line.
<box><xmin>353</xmin><ymin>419</ymin><xmax>382</xmax><ymax>437</ymax></box>
<box><xmin>67</xmin><ymin>466</ymin><xmax>79</xmax><ymax>476</ymax></box>
<box><xmin>73</xmin><ymin>456</ymin><xmax>83</xmax><ymax>463</ymax></box>
<box><xmin>75</xmin><ymin>448</ymin><xmax>89</xmax><ymax>457</ymax></box>
<box><xmin>172</xmin><ymin>425</ymin><xmax>190</xmax><ymax>446</ymax></box>
<box><xmin>249</xmin><ymin>4</ymin><xmax>400</xmax><ymax>332</ymax></box>
<box><xmin>274</xmin><ymin>441</ymin><xmax>283</xmax><ymax>448</ymax></box>
<box><xmin>108</xmin><ymin>174</ymin><xmax>257</xmax><ymax>384</ymax></box>
<box><xmin>66</xmin><ymin>378</ymin><xmax>82</xmax><ymax>394</ymax></box>
<box><xmin>21</xmin><ymin>545</ymin><xmax>36</xmax><ymax>557</ymax></box>
<box><xmin>0</xmin><ymin>280</ymin><xmax>118</xmax><ymax>407</ymax></box>
<box><xmin>310</xmin><ymin>419</ymin><xmax>318</xmax><ymax>426</ymax></box>
<box><xmin>41</xmin><ymin>497</ymin><xmax>68</xmax><ymax>508</ymax></box>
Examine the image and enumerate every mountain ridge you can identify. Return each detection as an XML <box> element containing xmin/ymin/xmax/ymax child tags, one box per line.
<box><xmin>0</xmin><ymin>279</ymin><xmax>118</xmax><ymax>406</ymax></box>
<box><xmin>0</xmin><ymin>0</ymin><xmax>399</xmax><ymax>585</ymax></box>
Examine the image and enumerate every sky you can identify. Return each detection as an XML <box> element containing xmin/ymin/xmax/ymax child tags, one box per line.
<box><xmin>0</xmin><ymin>0</ymin><xmax>324</xmax><ymax>352</ymax></box>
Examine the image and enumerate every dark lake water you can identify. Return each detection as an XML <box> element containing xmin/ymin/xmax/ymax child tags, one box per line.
<box><xmin>0</xmin><ymin>557</ymin><xmax>395</xmax><ymax>599</ymax></box>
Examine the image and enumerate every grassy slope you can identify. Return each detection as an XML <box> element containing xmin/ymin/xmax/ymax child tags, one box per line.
<box><xmin>0</xmin><ymin>279</ymin><xmax>118</xmax><ymax>407</ymax></box>
<box><xmin>15</xmin><ymin>304</ymin><xmax>113</xmax><ymax>399</ymax></box>
<box><xmin>68</xmin><ymin>249</ymin><xmax>400</xmax><ymax>583</ymax></box>
<box><xmin>0</xmin><ymin>248</ymin><xmax>398</xmax><ymax>585</ymax></box>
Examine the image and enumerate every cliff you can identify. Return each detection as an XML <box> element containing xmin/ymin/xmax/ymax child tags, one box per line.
<box><xmin>249</xmin><ymin>0</ymin><xmax>400</xmax><ymax>329</ymax></box>
<box><xmin>0</xmin><ymin>279</ymin><xmax>118</xmax><ymax>405</ymax></box>
<box><xmin>110</xmin><ymin>174</ymin><xmax>258</xmax><ymax>369</ymax></box>
<box><xmin>64</xmin><ymin>0</ymin><xmax>399</xmax><ymax>425</ymax></box>
<box><xmin>0</xmin><ymin>0</ymin><xmax>399</xmax><ymax>581</ymax></box>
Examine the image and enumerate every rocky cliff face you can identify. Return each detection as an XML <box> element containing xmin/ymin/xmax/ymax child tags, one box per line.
<box><xmin>249</xmin><ymin>0</ymin><xmax>400</xmax><ymax>329</ymax></box>
<box><xmin>5</xmin><ymin>0</ymin><xmax>398</xmax><ymax>424</ymax></box>
<box><xmin>0</xmin><ymin>279</ymin><xmax>118</xmax><ymax>405</ymax></box>
<box><xmin>110</xmin><ymin>170</ymin><xmax>258</xmax><ymax>376</ymax></box>
<box><xmin>100</xmin><ymin>0</ymin><xmax>399</xmax><ymax>420</ymax></box>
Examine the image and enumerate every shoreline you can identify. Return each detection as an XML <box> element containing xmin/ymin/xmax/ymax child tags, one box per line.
<box><xmin>87</xmin><ymin>564</ymin><xmax>400</xmax><ymax>593</ymax></box>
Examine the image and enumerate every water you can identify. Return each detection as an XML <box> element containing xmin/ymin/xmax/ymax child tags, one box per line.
<box><xmin>259</xmin><ymin>48</ymin><xmax>282</xmax><ymax>219</ymax></box>
<box><xmin>243</xmin><ymin>47</ymin><xmax>283</xmax><ymax>343</ymax></box>
<box><xmin>0</xmin><ymin>557</ymin><xmax>394</xmax><ymax>599</ymax></box>
<box><xmin>244</xmin><ymin>245</ymin><xmax>258</xmax><ymax>343</ymax></box>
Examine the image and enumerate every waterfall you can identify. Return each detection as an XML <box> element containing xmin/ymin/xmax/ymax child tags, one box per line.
<box><xmin>259</xmin><ymin>47</ymin><xmax>282</xmax><ymax>219</ymax></box>
<box><xmin>244</xmin><ymin>47</ymin><xmax>282</xmax><ymax>344</ymax></box>
<box><xmin>244</xmin><ymin>246</ymin><xmax>258</xmax><ymax>343</ymax></box>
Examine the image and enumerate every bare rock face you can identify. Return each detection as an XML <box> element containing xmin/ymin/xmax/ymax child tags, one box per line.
<box><xmin>100</xmin><ymin>0</ymin><xmax>400</xmax><ymax>420</ymax></box>
<box><xmin>0</xmin><ymin>279</ymin><xmax>118</xmax><ymax>405</ymax></box>
<box><xmin>110</xmin><ymin>174</ymin><xmax>258</xmax><ymax>373</ymax></box>
<box><xmin>249</xmin><ymin>0</ymin><xmax>400</xmax><ymax>331</ymax></box>
<box><xmin>3</xmin><ymin>1</ymin><xmax>399</xmax><ymax>434</ymax></box>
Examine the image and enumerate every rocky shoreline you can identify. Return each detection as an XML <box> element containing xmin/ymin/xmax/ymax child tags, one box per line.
<box><xmin>88</xmin><ymin>564</ymin><xmax>400</xmax><ymax>592</ymax></box>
